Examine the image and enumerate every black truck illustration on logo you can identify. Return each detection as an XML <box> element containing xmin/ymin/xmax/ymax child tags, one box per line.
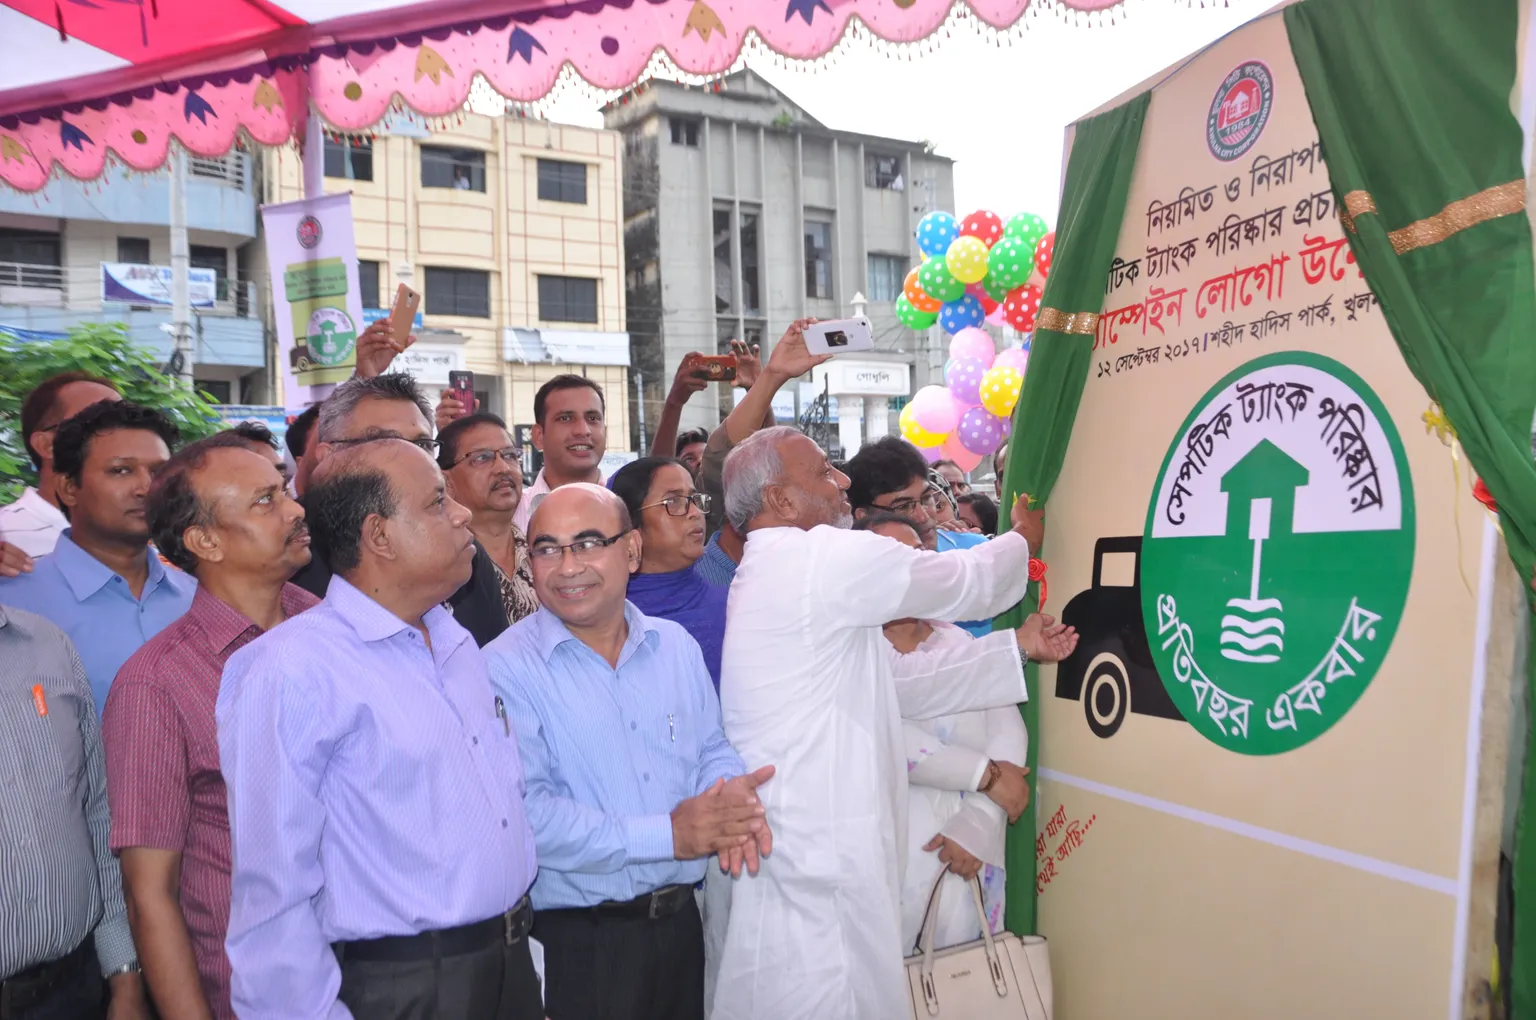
<box><xmin>1054</xmin><ymin>536</ymin><xmax>1187</xmax><ymax>738</ymax></box>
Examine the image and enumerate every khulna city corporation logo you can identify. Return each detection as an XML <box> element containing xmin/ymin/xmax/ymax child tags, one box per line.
<box><xmin>297</xmin><ymin>215</ymin><xmax>323</xmax><ymax>250</ymax></box>
<box><xmin>1207</xmin><ymin>60</ymin><xmax>1274</xmax><ymax>162</ymax></box>
<box><xmin>1139</xmin><ymin>352</ymin><xmax>1414</xmax><ymax>755</ymax></box>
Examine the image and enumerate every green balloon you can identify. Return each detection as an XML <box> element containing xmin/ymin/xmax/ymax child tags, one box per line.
<box><xmin>987</xmin><ymin>238</ymin><xmax>1032</xmax><ymax>291</ymax></box>
<box><xmin>1005</xmin><ymin>212</ymin><xmax>1048</xmax><ymax>251</ymax></box>
<box><xmin>896</xmin><ymin>295</ymin><xmax>939</xmax><ymax>329</ymax></box>
<box><xmin>918</xmin><ymin>255</ymin><xmax>966</xmax><ymax>303</ymax></box>
<box><xmin>982</xmin><ymin>274</ymin><xmax>1011</xmax><ymax>303</ymax></box>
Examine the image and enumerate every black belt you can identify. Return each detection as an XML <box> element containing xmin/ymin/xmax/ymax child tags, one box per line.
<box><xmin>0</xmin><ymin>940</ymin><xmax>94</xmax><ymax>1014</ymax></box>
<box><xmin>334</xmin><ymin>896</ymin><xmax>533</xmax><ymax>964</ymax></box>
<box><xmin>541</xmin><ymin>883</ymin><xmax>694</xmax><ymax>921</ymax></box>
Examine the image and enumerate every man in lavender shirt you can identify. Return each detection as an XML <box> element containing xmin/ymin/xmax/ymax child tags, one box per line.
<box><xmin>217</xmin><ymin>439</ymin><xmax>541</xmax><ymax>1020</ymax></box>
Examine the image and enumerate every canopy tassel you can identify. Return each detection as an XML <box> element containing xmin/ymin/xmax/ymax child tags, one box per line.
<box><xmin>55</xmin><ymin>1</ymin><xmax>68</xmax><ymax>42</ymax></box>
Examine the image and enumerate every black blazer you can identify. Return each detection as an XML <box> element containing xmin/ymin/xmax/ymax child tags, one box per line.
<box><xmin>288</xmin><ymin>538</ymin><xmax>511</xmax><ymax>648</ymax></box>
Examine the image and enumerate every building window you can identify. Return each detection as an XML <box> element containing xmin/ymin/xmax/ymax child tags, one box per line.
<box><xmin>117</xmin><ymin>237</ymin><xmax>150</xmax><ymax>264</ymax></box>
<box><xmin>713</xmin><ymin>208</ymin><xmax>733</xmax><ymax>313</ymax></box>
<box><xmin>358</xmin><ymin>260</ymin><xmax>381</xmax><ymax>309</ymax></box>
<box><xmin>865</xmin><ymin>152</ymin><xmax>904</xmax><ymax>191</ymax></box>
<box><xmin>867</xmin><ymin>254</ymin><xmax>907</xmax><ymax>303</ymax></box>
<box><xmin>197</xmin><ymin>380</ymin><xmax>233</xmax><ymax>404</ymax></box>
<box><xmin>804</xmin><ymin>220</ymin><xmax>832</xmax><ymax>300</ymax></box>
<box><xmin>740</xmin><ymin>210</ymin><xmax>761</xmax><ymax>314</ymax></box>
<box><xmin>537</xmin><ymin>275</ymin><xmax>599</xmax><ymax>324</ymax></box>
<box><xmin>190</xmin><ymin>245</ymin><xmax>229</xmax><ymax>300</ymax></box>
<box><xmin>670</xmin><ymin>117</ymin><xmax>700</xmax><ymax>147</ymax></box>
<box><xmin>424</xmin><ymin>266</ymin><xmax>491</xmax><ymax>318</ymax></box>
<box><xmin>0</xmin><ymin>228</ymin><xmax>61</xmax><ymax>267</ymax></box>
<box><xmin>422</xmin><ymin>146</ymin><xmax>487</xmax><ymax>192</ymax></box>
<box><xmin>324</xmin><ymin>136</ymin><xmax>374</xmax><ymax>181</ymax></box>
<box><xmin>537</xmin><ymin>159</ymin><xmax>588</xmax><ymax>204</ymax></box>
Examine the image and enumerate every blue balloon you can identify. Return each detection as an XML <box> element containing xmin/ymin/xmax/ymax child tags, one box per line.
<box><xmin>938</xmin><ymin>295</ymin><xmax>984</xmax><ymax>335</ymax></box>
<box><xmin>1021</xmin><ymin>334</ymin><xmax>1032</xmax><ymax>351</ymax></box>
<box><xmin>916</xmin><ymin>211</ymin><xmax>959</xmax><ymax>258</ymax></box>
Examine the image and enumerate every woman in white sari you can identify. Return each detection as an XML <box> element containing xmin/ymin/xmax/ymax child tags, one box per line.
<box><xmin>855</xmin><ymin>512</ymin><xmax>1033</xmax><ymax>951</ymax></box>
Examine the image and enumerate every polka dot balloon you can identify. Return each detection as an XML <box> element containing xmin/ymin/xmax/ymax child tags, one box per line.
<box><xmin>1003</xmin><ymin>283</ymin><xmax>1043</xmax><ymax>333</ymax></box>
<box><xmin>957</xmin><ymin>406</ymin><xmax>1007</xmax><ymax>457</ymax></box>
<box><xmin>959</xmin><ymin>210</ymin><xmax>1005</xmax><ymax>249</ymax></box>
<box><xmin>1005</xmin><ymin>212</ymin><xmax>1049</xmax><ymax>251</ymax></box>
<box><xmin>979</xmin><ymin>365</ymin><xmax>1024</xmax><ymax>418</ymax></box>
<box><xmin>919</xmin><ymin>256</ymin><xmax>967</xmax><ymax>303</ymax></box>
<box><xmin>986</xmin><ymin>237</ymin><xmax>1033</xmax><ymax>291</ymax></box>
<box><xmin>1033</xmin><ymin>231</ymin><xmax>1056</xmax><ymax>278</ymax></box>
<box><xmin>899</xmin><ymin>402</ymin><xmax>946</xmax><ymax>448</ymax></box>
<box><xmin>904</xmin><ymin>266</ymin><xmax>941</xmax><ymax>313</ymax></box>
<box><xmin>945</xmin><ymin>235</ymin><xmax>989</xmax><ymax>285</ymax></box>
<box><xmin>916</xmin><ymin>211</ymin><xmax>959</xmax><ymax>258</ymax></box>
<box><xmin>945</xmin><ymin>357</ymin><xmax>990</xmax><ymax>406</ymax></box>
<box><xmin>938</xmin><ymin>295</ymin><xmax>985</xmax><ymax>335</ymax></box>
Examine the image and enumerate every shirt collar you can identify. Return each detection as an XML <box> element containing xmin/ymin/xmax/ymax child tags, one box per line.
<box><xmin>527</xmin><ymin>599</ymin><xmax>659</xmax><ymax>666</ymax></box>
<box><xmin>53</xmin><ymin>529</ymin><xmax>172</xmax><ymax>602</ymax></box>
<box><xmin>326</xmin><ymin>575</ymin><xmax>470</xmax><ymax>654</ymax></box>
<box><xmin>186</xmin><ymin>583</ymin><xmax>312</xmax><ymax>654</ymax></box>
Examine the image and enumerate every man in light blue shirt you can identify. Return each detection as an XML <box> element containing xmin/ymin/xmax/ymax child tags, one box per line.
<box><xmin>218</xmin><ymin>439</ymin><xmax>541</xmax><ymax>1020</ymax></box>
<box><xmin>486</xmin><ymin>482</ymin><xmax>773</xmax><ymax>1020</ymax></box>
<box><xmin>0</xmin><ymin>401</ymin><xmax>194</xmax><ymax>710</ymax></box>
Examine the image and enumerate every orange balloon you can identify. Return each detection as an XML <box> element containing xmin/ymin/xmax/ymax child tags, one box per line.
<box><xmin>904</xmin><ymin>267</ymin><xmax>942</xmax><ymax>313</ymax></box>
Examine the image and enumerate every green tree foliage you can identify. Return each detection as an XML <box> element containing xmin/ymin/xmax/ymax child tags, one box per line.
<box><xmin>0</xmin><ymin>322</ymin><xmax>223</xmax><ymax>502</ymax></box>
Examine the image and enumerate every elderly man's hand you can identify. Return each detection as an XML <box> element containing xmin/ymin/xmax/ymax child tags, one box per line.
<box><xmin>922</xmin><ymin>834</ymin><xmax>984</xmax><ymax>881</ymax></box>
<box><xmin>1016</xmin><ymin>613</ymin><xmax>1077</xmax><ymax>664</ymax></box>
<box><xmin>0</xmin><ymin>542</ymin><xmax>34</xmax><ymax>578</ymax></box>
<box><xmin>1008</xmin><ymin>494</ymin><xmax>1044</xmax><ymax>552</ymax></box>
<box><xmin>763</xmin><ymin>318</ymin><xmax>829</xmax><ymax>383</ymax></box>
<box><xmin>672</xmin><ymin>767</ymin><xmax>774</xmax><ymax>861</ymax></box>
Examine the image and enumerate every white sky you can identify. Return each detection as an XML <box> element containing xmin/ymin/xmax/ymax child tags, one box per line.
<box><xmin>534</xmin><ymin>0</ymin><xmax>1280</xmax><ymax>225</ymax></box>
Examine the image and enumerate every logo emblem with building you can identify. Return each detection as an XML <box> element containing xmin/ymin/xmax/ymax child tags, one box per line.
<box><xmin>1206</xmin><ymin>60</ymin><xmax>1274</xmax><ymax>161</ymax></box>
<box><xmin>1138</xmin><ymin>352</ymin><xmax>1414</xmax><ymax>754</ymax></box>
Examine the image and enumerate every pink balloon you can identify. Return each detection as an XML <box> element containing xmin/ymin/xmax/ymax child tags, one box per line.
<box><xmin>947</xmin><ymin>327</ymin><xmax>995</xmax><ymax>366</ymax></box>
<box><xmin>993</xmin><ymin>347</ymin><xmax>1029</xmax><ymax>376</ymax></box>
<box><xmin>956</xmin><ymin>406</ymin><xmax>1006</xmax><ymax>457</ymax></box>
<box><xmin>984</xmin><ymin>303</ymin><xmax>1010</xmax><ymax>327</ymax></box>
<box><xmin>945</xmin><ymin>357</ymin><xmax>989</xmax><ymax>407</ymax></box>
<box><xmin>941</xmin><ymin>435</ymin><xmax>984</xmax><ymax>473</ymax></box>
<box><xmin>908</xmin><ymin>384</ymin><xmax>961</xmax><ymax>435</ymax></box>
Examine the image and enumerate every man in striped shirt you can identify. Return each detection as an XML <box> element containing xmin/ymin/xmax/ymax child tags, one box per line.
<box><xmin>103</xmin><ymin>431</ymin><xmax>319</xmax><ymax>1020</ymax></box>
<box><xmin>0</xmin><ymin>602</ymin><xmax>146</xmax><ymax>1017</ymax></box>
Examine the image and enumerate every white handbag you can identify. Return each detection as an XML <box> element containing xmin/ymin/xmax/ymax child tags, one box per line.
<box><xmin>905</xmin><ymin>874</ymin><xmax>1053</xmax><ymax>1019</ymax></box>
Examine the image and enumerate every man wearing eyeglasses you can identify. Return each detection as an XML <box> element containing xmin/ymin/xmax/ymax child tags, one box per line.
<box><xmin>484</xmin><ymin>483</ymin><xmax>773</xmax><ymax>1020</ymax></box>
<box><xmin>845</xmin><ymin>437</ymin><xmax>993</xmax><ymax>636</ymax></box>
<box><xmin>439</xmin><ymin>412</ymin><xmax>540</xmax><ymax>626</ymax></box>
<box><xmin>287</xmin><ymin>373</ymin><xmax>512</xmax><ymax>647</ymax></box>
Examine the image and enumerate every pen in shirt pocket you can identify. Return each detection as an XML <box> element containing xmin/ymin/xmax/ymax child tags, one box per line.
<box><xmin>494</xmin><ymin>695</ymin><xmax>510</xmax><ymax>737</ymax></box>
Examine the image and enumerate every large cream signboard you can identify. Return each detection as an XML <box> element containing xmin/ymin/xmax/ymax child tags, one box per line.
<box><xmin>1035</xmin><ymin>12</ymin><xmax>1501</xmax><ymax>1018</ymax></box>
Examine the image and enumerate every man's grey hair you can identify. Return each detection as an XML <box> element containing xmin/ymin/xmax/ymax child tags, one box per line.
<box><xmin>317</xmin><ymin>373</ymin><xmax>434</xmax><ymax>442</ymax></box>
<box><xmin>722</xmin><ymin>426</ymin><xmax>802</xmax><ymax>530</ymax></box>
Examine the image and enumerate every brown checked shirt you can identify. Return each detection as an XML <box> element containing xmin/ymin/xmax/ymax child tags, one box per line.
<box><xmin>102</xmin><ymin>583</ymin><xmax>318</xmax><ymax>1019</ymax></box>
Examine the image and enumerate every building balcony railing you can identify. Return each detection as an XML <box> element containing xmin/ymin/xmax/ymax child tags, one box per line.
<box><xmin>187</xmin><ymin>154</ymin><xmax>247</xmax><ymax>189</ymax></box>
<box><xmin>0</xmin><ymin>262</ymin><xmax>258</xmax><ymax>318</ymax></box>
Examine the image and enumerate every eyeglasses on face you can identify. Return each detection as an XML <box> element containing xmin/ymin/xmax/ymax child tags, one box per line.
<box><xmin>638</xmin><ymin>492</ymin><xmax>711</xmax><ymax>517</ymax></box>
<box><xmin>454</xmin><ymin>447</ymin><xmax>521</xmax><ymax>469</ymax></box>
<box><xmin>330</xmin><ymin>435</ymin><xmax>440</xmax><ymax>455</ymax></box>
<box><xmin>880</xmin><ymin>491</ymin><xmax>944</xmax><ymax>515</ymax></box>
<box><xmin>528</xmin><ymin>531</ymin><xmax>628</xmax><ymax>563</ymax></box>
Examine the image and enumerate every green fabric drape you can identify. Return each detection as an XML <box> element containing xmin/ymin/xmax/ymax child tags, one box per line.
<box><xmin>1284</xmin><ymin>0</ymin><xmax>1536</xmax><ymax>1013</ymax></box>
<box><xmin>997</xmin><ymin>91</ymin><xmax>1151</xmax><ymax>937</ymax></box>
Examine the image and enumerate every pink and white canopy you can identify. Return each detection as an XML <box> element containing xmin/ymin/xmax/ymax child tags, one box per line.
<box><xmin>0</xmin><ymin>0</ymin><xmax>1124</xmax><ymax>192</ymax></box>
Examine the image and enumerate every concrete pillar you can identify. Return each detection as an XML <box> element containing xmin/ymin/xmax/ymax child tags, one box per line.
<box><xmin>838</xmin><ymin>395</ymin><xmax>864</xmax><ymax>458</ymax></box>
<box><xmin>864</xmin><ymin>397</ymin><xmax>890</xmax><ymax>442</ymax></box>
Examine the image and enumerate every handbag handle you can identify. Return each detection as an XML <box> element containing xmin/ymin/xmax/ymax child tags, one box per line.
<box><xmin>914</xmin><ymin>869</ymin><xmax>1010</xmax><ymax>1010</ymax></box>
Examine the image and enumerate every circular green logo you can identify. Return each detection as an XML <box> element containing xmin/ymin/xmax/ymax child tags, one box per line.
<box><xmin>1140</xmin><ymin>352</ymin><xmax>1414</xmax><ymax>755</ymax></box>
<box><xmin>306</xmin><ymin>307</ymin><xmax>358</xmax><ymax>367</ymax></box>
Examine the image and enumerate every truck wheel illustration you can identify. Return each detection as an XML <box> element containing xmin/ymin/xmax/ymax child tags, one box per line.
<box><xmin>1056</xmin><ymin>536</ymin><xmax>1187</xmax><ymax>738</ymax></box>
<box><xmin>1082</xmin><ymin>648</ymin><xmax>1131</xmax><ymax>738</ymax></box>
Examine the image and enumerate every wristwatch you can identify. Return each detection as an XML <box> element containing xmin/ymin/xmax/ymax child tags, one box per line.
<box><xmin>107</xmin><ymin>962</ymin><xmax>142</xmax><ymax>977</ymax></box>
<box><xmin>978</xmin><ymin>759</ymin><xmax>1003</xmax><ymax>793</ymax></box>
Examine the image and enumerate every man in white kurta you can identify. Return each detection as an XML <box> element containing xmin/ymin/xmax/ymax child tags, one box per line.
<box><xmin>712</xmin><ymin>427</ymin><xmax>1043</xmax><ymax>1020</ymax></box>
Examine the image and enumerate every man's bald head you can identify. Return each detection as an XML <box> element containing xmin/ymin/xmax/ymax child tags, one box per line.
<box><xmin>526</xmin><ymin>482</ymin><xmax>640</xmax><ymax>634</ymax></box>
<box><xmin>528</xmin><ymin>482</ymin><xmax>631</xmax><ymax>543</ymax></box>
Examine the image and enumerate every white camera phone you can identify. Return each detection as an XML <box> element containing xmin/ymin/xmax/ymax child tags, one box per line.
<box><xmin>803</xmin><ymin>317</ymin><xmax>875</xmax><ymax>356</ymax></box>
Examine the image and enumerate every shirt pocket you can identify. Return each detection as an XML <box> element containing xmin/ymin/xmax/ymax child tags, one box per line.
<box><xmin>14</xmin><ymin>676</ymin><xmax>86</xmax><ymax>799</ymax></box>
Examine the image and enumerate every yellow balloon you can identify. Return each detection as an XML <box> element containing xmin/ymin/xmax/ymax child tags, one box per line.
<box><xmin>900</xmin><ymin>403</ymin><xmax>946</xmax><ymax>448</ymax></box>
<box><xmin>945</xmin><ymin>235</ymin><xmax>990</xmax><ymax>285</ymax></box>
<box><xmin>979</xmin><ymin>366</ymin><xmax>1023</xmax><ymax>417</ymax></box>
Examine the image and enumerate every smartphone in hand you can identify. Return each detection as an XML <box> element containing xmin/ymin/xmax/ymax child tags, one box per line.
<box><xmin>690</xmin><ymin>354</ymin><xmax>739</xmax><ymax>382</ymax></box>
<box><xmin>388</xmin><ymin>283</ymin><xmax>421</xmax><ymax>348</ymax></box>
<box><xmin>448</xmin><ymin>370</ymin><xmax>475</xmax><ymax>417</ymax></box>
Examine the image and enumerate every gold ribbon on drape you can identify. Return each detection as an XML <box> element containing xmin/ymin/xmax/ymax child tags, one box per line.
<box><xmin>1341</xmin><ymin>179</ymin><xmax>1526</xmax><ymax>254</ymax></box>
<box><xmin>1035</xmin><ymin>308</ymin><xmax>1100</xmax><ymax>335</ymax></box>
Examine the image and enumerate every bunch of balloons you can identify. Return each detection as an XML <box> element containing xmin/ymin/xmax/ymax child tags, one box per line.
<box><xmin>896</xmin><ymin>210</ymin><xmax>1055</xmax><ymax>336</ymax></box>
<box><xmin>898</xmin><ymin>327</ymin><xmax>1030</xmax><ymax>472</ymax></box>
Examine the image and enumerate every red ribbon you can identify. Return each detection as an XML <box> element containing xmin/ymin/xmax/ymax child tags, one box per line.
<box><xmin>1028</xmin><ymin>558</ymin><xmax>1048</xmax><ymax>613</ymax></box>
